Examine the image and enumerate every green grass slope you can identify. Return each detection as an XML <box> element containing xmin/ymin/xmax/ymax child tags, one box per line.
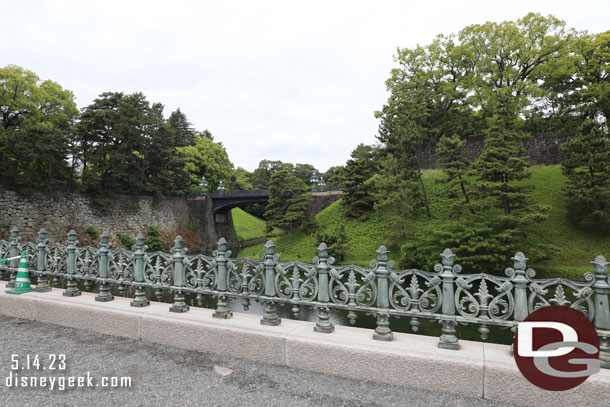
<box><xmin>238</xmin><ymin>166</ymin><xmax>610</xmax><ymax>277</ymax></box>
<box><xmin>231</xmin><ymin>207</ymin><xmax>281</xmax><ymax>242</ymax></box>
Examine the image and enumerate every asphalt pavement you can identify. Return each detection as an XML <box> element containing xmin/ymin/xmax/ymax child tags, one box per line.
<box><xmin>0</xmin><ymin>315</ymin><xmax>515</xmax><ymax>407</ymax></box>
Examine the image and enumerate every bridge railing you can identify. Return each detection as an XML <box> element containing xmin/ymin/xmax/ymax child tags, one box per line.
<box><xmin>1</xmin><ymin>227</ymin><xmax>608</xmax><ymax>368</ymax></box>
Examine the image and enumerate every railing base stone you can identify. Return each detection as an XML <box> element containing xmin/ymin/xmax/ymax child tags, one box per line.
<box><xmin>95</xmin><ymin>294</ymin><xmax>114</xmax><ymax>302</ymax></box>
<box><xmin>35</xmin><ymin>286</ymin><xmax>51</xmax><ymax>293</ymax></box>
<box><xmin>131</xmin><ymin>299</ymin><xmax>150</xmax><ymax>307</ymax></box>
<box><xmin>260</xmin><ymin>318</ymin><xmax>281</xmax><ymax>326</ymax></box>
<box><xmin>438</xmin><ymin>341</ymin><xmax>460</xmax><ymax>350</ymax></box>
<box><xmin>63</xmin><ymin>290</ymin><xmax>81</xmax><ymax>297</ymax></box>
<box><xmin>373</xmin><ymin>331</ymin><xmax>393</xmax><ymax>341</ymax></box>
<box><xmin>169</xmin><ymin>304</ymin><xmax>189</xmax><ymax>313</ymax></box>
<box><xmin>213</xmin><ymin>311</ymin><xmax>233</xmax><ymax>319</ymax></box>
<box><xmin>314</xmin><ymin>324</ymin><xmax>335</xmax><ymax>334</ymax></box>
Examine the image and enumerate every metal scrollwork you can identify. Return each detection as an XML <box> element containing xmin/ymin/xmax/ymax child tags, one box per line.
<box><xmin>389</xmin><ymin>270</ymin><xmax>442</xmax><ymax>314</ymax></box>
<box><xmin>455</xmin><ymin>275</ymin><xmax>514</xmax><ymax>321</ymax></box>
<box><xmin>528</xmin><ymin>279</ymin><xmax>594</xmax><ymax>320</ymax></box>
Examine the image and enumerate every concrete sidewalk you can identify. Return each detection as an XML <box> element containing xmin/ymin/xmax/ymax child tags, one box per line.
<box><xmin>0</xmin><ymin>315</ymin><xmax>511</xmax><ymax>407</ymax></box>
<box><xmin>0</xmin><ymin>284</ymin><xmax>608</xmax><ymax>406</ymax></box>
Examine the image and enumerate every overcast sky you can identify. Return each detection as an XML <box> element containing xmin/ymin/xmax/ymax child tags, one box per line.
<box><xmin>2</xmin><ymin>1</ymin><xmax>608</xmax><ymax>172</ymax></box>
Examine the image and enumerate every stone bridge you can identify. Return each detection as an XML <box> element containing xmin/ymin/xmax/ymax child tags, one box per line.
<box><xmin>208</xmin><ymin>190</ymin><xmax>270</xmax><ymax>213</ymax></box>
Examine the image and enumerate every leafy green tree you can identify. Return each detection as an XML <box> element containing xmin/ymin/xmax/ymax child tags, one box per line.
<box><xmin>436</xmin><ymin>134</ymin><xmax>474</xmax><ymax>214</ymax></box>
<box><xmin>561</xmin><ymin>120</ymin><xmax>610</xmax><ymax>230</ymax></box>
<box><xmin>293</xmin><ymin>163</ymin><xmax>320</xmax><ymax>187</ymax></box>
<box><xmin>178</xmin><ymin>133</ymin><xmax>233</xmax><ymax>193</ymax></box>
<box><xmin>341</xmin><ymin>144</ymin><xmax>378</xmax><ymax>219</ymax></box>
<box><xmin>229</xmin><ymin>167</ymin><xmax>253</xmax><ymax>191</ymax></box>
<box><xmin>264</xmin><ymin>170</ymin><xmax>311</xmax><ymax>232</ymax></box>
<box><xmin>251</xmin><ymin>160</ymin><xmax>295</xmax><ymax>189</ymax></box>
<box><xmin>458</xmin><ymin>13</ymin><xmax>570</xmax><ymax>120</ymax></box>
<box><xmin>0</xmin><ymin>65</ymin><xmax>79</xmax><ymax>190</ymax></box>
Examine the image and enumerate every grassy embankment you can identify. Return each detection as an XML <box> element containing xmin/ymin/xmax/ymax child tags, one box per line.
<box><xmin>231</xmin><ymin>207</ymin><xmax>282</xmax><ymax>243</ymax></box>
<box><xmin>235</xmin><ymin>166</ymin><xmax>610</xmax><ymax>278</ymax></box>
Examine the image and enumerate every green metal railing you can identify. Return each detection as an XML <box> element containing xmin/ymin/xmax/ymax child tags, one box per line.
<box><xmin>1</xmin><ymin>227</ymin><xmax>608</xmax><ymax>368</ymax></box>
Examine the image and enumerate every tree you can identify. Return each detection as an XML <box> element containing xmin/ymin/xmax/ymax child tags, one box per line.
<box><xmin>323</xmin><ymin>166</ymin><xmax>345</xmax><ymax>188</ymax></box>
<box><xmin>341</xmin><ymin>144</ymin><xmax>378</xmax><ymax>219</ymax></box>
<box><xmin>144</xmin><ymin>104</ymin><xmax>191</xmax><ymax>195</ymax></box>
<box><xmin>75</xmin><ymin>92</ymin><xmax>152</xmax><ymax>194</ymax></box>
<box><xmin>229</xmin><ymin>167</ymin><xmax>254</xmax><ymax>191</ymax></box>
<box><xmin>0</xmin><ymin>65</ymin><xmax>78</xmax><ymax>190</ymax></box>
<box><xmin>473</xmin><ymin>111</ymin><xmax>547</xmax><ymax>247</ymax></box>
<box><xmin>168</xmin><ymin>108</ymin><xmax>196</xmax><ymax>147</ymax></box>
<box><xmin>264</xmin><ymin>170</ymin><xmax>311</xmax><ymax>232</ymax></box>
<box><xmin>250</xmin><ymin>160</ymin><xmax>295</xmax><ymax>189</ymax></box>
<box><xmin>561</xmin><ymin>120</ymin><xmax>610</xmax><ymax>230</ymax></box>
<box><xmin>178</xmin><ymin>134</ymin><xmax>233</xmax><ymax>193</ymax></box>
<box><xmin>436</xmin><ymin>134</ymin><xmax>474</xmax><ymax>214</ymax></box>
<box><xmin>293</xmin><ymin>163</ymin><xmax>320</xmax><ymax>187</ymax></box>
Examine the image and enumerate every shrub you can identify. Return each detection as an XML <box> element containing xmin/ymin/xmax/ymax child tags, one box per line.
<box><xmin>117</xmin><ymin>232</ymin><xmax>135</xmax><ymax>249</ymax></box>
<box><xmin>86</xmin><ymin>226</ymin><xmax>99</xmax><ymax>240</ymax></box>
<box><xmin>144</xmin><ymin>226</ymin><xmax>165</xmax><ymax>252</ymax></box>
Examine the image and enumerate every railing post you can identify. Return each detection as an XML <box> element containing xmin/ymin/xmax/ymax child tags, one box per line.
<box><xmin>591</xmin><ymin>256</ymin><xmax>610</xmax><ymax>368</ymax></box>
<box><xmin>169</xmin><ymin>236</ymin><xmax>189</xmax><ymax>313</ymax></box>
<box><xmin>95</xmin><ymin>232</ymin><xmax>114</xmax><ymax>302</ymax></box>
<box><xmin>131</xmin><ymin>234</ymin><xmax>150</xmax><ymax>307</ymax></box>
<box><xmin>314</xmin><ymin>242</ymin><xmax>334</xmax><ymax>333</ymax></box>
<box><xmin>437</xmin><ymin>249</ymin><xmax>459</xmax><ymax>350</ymax></box>
<box><xmin>7</xmin><ymin>227</ymin><xmax>20</xmax><ymax>288</ymax></box>
<box><xmin>260</xmin><ymin>240</ymin><xmax>281</xmax><ymax>326</ymax></box>
<box><xmin>509</xmin><ymin>252</ymin><xmax>530</xmax><ymax>323</ymax></box>
<box><xmin>63</xmin><ymin>230</ymin><xmax>81</xmax><ymax>297</ymax></box>
<box><xmin>373</xmin><ymin>245</ymin><xmax>392</xmax><ymax>341</ymax></box>
<box><xmin>213</xmin><ymin>237</ymin><xmax>233</xmax><ymax>319</ymax></box>
<box><xmin>34</xmin><ymin>228</ymin><xmax>51</xmax><ymax>292</ymax></box>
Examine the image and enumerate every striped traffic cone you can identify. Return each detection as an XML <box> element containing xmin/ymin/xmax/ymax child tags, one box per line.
<box><xmin>5</xmin><ymin>251</ymin><xmax>32</xmax><ymax>294</ymax></box>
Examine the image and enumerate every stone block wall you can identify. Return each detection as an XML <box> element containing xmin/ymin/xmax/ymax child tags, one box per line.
<box><xmin>419</xmin><ymin>132</ymin><xmax>570</xmax><ymax>169</ymax></box>
<box><xmin>0</xmin><ymin>190</ymin><xmax>198</xmax><ymax>250</ymax></box>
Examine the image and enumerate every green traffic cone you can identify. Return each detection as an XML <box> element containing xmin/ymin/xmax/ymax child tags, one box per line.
<box><xmin>6</xmin><ymin>251</ymin><xmax>32</xmax><ymax>294</ymax></box>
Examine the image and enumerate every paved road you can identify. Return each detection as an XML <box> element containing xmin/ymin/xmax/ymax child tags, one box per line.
<box><xmin>0</xmin><ymin>316</ymin><xmax>515</xmax><ymax>407</ymax></box>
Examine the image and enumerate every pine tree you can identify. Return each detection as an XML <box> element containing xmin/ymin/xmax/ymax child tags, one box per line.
<box><xmin>473</xmin><ymin>110</ymin><xmax>546</xmax><ymax>247</ymax></box>
<box><xmin>561</xmin><ymin>120</ymin><xmax>610</xmax><ymax>230</ymax></box>
<box><xmin>341</xmin><ymin>144</ymin><xmax>377</xmax><ymax>219</ymax></box>
<box><xmin>436</xmin><ymin>134</ymin><xmax>474</xmax><ymax>214</ymax></box>
<box><xmin>264</xmin><ymin>170</ymin><xmax>312</xmax><ymax>232</ymax></box>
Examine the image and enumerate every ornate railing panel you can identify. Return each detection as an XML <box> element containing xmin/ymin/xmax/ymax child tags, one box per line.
<box><xmin>1</xmin><ymin>227</ymin><xmax>609</xmax><ymax>369</ymax></box>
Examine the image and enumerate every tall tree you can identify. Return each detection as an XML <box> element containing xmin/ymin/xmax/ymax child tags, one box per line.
<box><xmin>323</xmin><ymin>165</ymin><xmax>345</xmax><ymax>188</ymax></box>
<box><xmin>341</xmin><ymin>144</ymin><xmax>378</xmax><ymax>219</ymax></box>
<box><xmin>436</xmin><ymin>134</ymin><xmax>474</xmax><ymax>214</ymax></box>
<box><xmin>561</xmin><ymin>120</ymin><xmax>610</xmax><ymax>230</ymax></box>
<box><xmin>293</xmin><ymin>163</ymin><xmax>320</xmax><ymax>187</ymax></box>
<box><xmin>264</xmin><ymin>170</ymin><xmax>311</xmax><ymax>232</ymax></box>
<box><xmin>75</xmin><ymin>92</ymin><xmax>152</xmax><ymax>194</ymax></box>
<box><xmin>168</xmin><ymin>108</ymin><xmax>196</xmax><ymax>147</ymax></box>
<box><xmin>178</xmin><ymin>134</ymin><xmax>233</xmax><ymax>193</ymax></box>
<box><xmin>251</xmin><ymin>160</ymin><xmax>294</xmax><ymax>189</ymax></box>
<box><xmin>0</xmin><ymin>65</ymin><xmax>78</xmax><ymax>189</ymax></box>
<box><xmin>473</xmin><ymin>110</ymin><xmax>546</xmax><ymax>247</ymax></box>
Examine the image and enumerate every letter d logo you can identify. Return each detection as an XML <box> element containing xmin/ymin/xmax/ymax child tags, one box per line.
<box><xmin>514</xmin><ymin>305</ymin><xmax>600</xmax><ymax>391</ymax></box>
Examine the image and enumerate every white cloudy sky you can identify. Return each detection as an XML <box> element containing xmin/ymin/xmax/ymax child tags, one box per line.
<box><xmin>2</xmin><ymin>1</ymin><xmax>608</xmax><ymax>171</ymax></box>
